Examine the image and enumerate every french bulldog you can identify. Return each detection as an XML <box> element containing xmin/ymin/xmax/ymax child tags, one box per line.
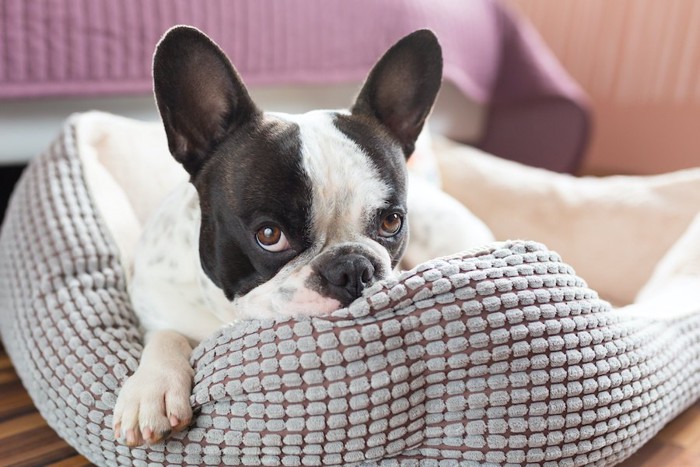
<box><xmin>113</xmin><ymin>25</ymin><xmax>484</xmax><ymax>446</ymax></box>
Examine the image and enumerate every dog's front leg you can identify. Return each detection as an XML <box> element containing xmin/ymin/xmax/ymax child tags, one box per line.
<box><xmin>113</xmin><ymin>330</ymin><xmax>194</xmax><ymax>446</ymax></box>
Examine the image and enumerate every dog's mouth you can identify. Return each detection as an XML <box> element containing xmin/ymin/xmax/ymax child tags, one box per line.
<box><xmin>283</xmin><ymin>287</ymin><xmax>344</xmax><ymax>316</ymax></box>
<box><xmin>225</xmin><ymin>243</ymin><xmax>393</xmax><ymax>320</ymax></box>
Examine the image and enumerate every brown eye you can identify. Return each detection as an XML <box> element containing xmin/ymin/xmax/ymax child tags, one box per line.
<box><xmin>379</xmin><ymin>212</ymin><xmax>403</xmax><ymax>237</ymax></box>
<box><xmin>255</xmin><ymin>225</ymin><xmax>290</xmax><ymax>252</ymax></box>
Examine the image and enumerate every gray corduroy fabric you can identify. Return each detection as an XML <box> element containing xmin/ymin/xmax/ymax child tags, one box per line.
<box><xmin>1</xmin><ymin>116</ymin><xmax>699</xmax><ymax>466</ymax></box>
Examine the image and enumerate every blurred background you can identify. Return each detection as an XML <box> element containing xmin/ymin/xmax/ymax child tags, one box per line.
<box><xmin>508</xmin><ymin>0</ymin><xmax>700</xmax><ymax>175</ymax></box>
<box><xmin>1</xmin><ymin>0</ymin><xmax>699</xmax><ymax>208</ymax></box>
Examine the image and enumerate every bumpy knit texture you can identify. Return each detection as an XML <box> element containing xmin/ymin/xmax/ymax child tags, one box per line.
<box><xmin>1</xmin><ymin>118</ymin><xmax>699</xmax><ymax>466</ymax></box>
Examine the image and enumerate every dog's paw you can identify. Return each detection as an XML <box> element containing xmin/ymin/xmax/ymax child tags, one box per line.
<box><xmin>112</xmin><ymin>365</ymin><xmax>194</xmax><ymax>446</ymax></box>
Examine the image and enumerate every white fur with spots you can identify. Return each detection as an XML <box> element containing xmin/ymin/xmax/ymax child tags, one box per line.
<box><xmin>117</xmin><ymin>109</ymin><xmax>485</xmax><ymax>447</ymax></box>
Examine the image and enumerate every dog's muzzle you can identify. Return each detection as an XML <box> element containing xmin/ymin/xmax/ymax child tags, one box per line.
<box><xmin>319</xmin><ymin>253</ymin><xmax>375</xmax><ymax>304</ymax></box>
<box><xmin>310</xmin><ymin>244</ymin><xmax>388</xmax><ymax>306</ymax></box>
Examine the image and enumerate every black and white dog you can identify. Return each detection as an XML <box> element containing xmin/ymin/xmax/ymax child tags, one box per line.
<box><xmin>113</xmin><ymin>26</ymin><xmax>483</xmax><ymax>446</ymax></box>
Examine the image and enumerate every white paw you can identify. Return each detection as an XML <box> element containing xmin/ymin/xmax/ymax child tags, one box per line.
<box><xmin>112</xmin><ymin>364</ymin><xmax>194</xmax><ymax>446</ymax></box>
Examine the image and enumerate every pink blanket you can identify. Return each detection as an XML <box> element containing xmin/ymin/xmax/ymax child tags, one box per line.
<box><xmin>0</xmin><ymin>0</ymin><xmax>589</xmax><ymax>172</ymax></box>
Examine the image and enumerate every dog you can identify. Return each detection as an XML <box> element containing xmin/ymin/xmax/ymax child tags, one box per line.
<box><xmin>112</xmin><ymin>25</ymin><xmax>489</xmax><ymax>446</ymax></box>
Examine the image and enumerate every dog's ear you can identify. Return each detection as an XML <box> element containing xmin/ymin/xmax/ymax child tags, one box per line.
<box><xmin>352</xmin><ymin>29</ymin><xmax>443</xmax><ymax>158</ymax></box>
<box><xmin>153</xmin><ymin>26</ymin><xmax>259</xmax><ymax>175</ymax></box>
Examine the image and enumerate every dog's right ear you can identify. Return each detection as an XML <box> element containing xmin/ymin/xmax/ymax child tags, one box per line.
<box><xmin>153</xmin><ymin>26</ymin><xmax>259</xmax><ymax>175</ymax></box>
<box><xmin>351</xmin><ymin>29</ymin><xmax>442</xmax><ymax>159</ymax></box>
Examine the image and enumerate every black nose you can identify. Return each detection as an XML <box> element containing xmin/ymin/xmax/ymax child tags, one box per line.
<box><xmin>320</xmin><ymin>254</ymin><xmax>375</xmax><ymax>304</ymax></box>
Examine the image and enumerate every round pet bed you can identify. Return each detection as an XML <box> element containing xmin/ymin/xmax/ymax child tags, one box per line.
<box><xmin>1</xmin><ymin>115</ymin><xmax>700</xmax><ymax>466</ymax></box>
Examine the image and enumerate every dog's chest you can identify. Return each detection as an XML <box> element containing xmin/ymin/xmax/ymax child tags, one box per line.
<box><xmin>129</xmin><ymin>183</ymin><xmax>236</xmax><ymax>341</ymax></box>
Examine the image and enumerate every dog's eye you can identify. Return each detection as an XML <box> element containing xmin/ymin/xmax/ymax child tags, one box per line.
<box><xmin>379</xmin><ymin>212</ymin><xmax>403</xmax><ymax>237</ymax></box>
<box><xmin>255</xmin><ymin>225</ymin><xmax>291</xmax><ymax>252</ymax></box>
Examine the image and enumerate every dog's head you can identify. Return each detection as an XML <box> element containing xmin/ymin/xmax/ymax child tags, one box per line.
<box><xmin>153</xmin><ymin>26</ymin><xmax>442</xmax><ymax>318</ymax></box>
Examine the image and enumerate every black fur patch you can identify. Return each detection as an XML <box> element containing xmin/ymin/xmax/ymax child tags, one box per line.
<box><xmin>194</xmin><ymin>115</ymin><xmax>313</xmax><ymax>299</ymax></box>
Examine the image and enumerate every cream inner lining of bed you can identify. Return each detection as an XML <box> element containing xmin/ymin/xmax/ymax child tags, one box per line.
<box><xmin>75</xmin><ymin>111</ymin><xmax>700</xmax><ymax>311</ymax></box>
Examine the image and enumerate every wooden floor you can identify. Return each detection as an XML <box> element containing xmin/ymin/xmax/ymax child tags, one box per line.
<box><xmin>0</xmin><ymin>345</ymin><xmax>92</xmax><ymax>467</ymax></box>
<box><xmin>0</xmin><ymin>343</ymin><xmax>699</xmax><ymax>467</ymax></box>
<box><xmin>619</xmin><ymin>402</ymin><xmax>700</xmax><ymax>467</ymax></box>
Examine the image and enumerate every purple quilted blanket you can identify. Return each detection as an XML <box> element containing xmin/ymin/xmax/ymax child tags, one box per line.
<box><xmin>0</xmin><ymin>0</ymin><xmax>589</xmax><ymax>172</ymax></box>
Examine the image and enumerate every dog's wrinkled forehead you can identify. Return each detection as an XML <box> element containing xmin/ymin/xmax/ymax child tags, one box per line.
<box><xmin>272</xmin><ymin>110</ymin><xmax>406</xmax><ymax>245</ymax></box>
<box><xmin>194</xmin><ymin>117</ymin><xmax>309</xmax><ymax>242</ymax></box>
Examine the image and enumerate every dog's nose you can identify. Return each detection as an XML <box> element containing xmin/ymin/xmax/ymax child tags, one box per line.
<box><xmin>320</xmin><ymin>254</ymin><xmax>375</xmax><ymax>303</ymax></box>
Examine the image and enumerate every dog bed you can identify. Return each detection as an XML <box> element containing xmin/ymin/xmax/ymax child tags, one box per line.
<box><xmin>2</xmin><ymin>114</ymin><xmax>700</xmax><ymax>466</ymax></box>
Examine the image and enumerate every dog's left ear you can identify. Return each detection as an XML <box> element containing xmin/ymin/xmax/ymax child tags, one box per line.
<box><xmin>352</xmin><ymin>29</ymin><xmax>443</xmax><ymax>158</ymax></box>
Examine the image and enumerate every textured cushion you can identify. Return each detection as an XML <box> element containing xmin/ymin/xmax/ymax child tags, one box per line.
<box><xmin>1</xmin><ymin>116</ymin><xmax>700</xmax><ymax>466</ymax></box>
